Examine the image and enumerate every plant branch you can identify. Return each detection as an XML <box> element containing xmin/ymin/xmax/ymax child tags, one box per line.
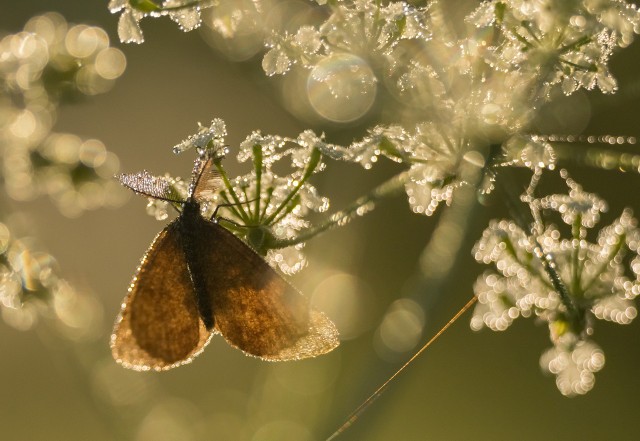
<box><xmin>268</xmin><ymin>169</ymin><xmax>409</xmax><ymax>249</ymax></box>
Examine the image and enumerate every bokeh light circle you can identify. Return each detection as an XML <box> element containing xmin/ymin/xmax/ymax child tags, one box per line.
<box><xmin>306</xmin><ymin>53</ymin><xmax>377</xmax><ymax>123</ymax></box>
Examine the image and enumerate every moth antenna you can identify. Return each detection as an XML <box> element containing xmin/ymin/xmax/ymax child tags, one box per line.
<box><xmin>118</xmin><ymin>171</ymin><xmax>185</xmax><ymax>204</ymax></box>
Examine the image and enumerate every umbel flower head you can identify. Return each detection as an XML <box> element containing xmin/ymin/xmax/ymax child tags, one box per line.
<box><xmin>471</xmin><ymin>171</ymin><xmax>640</xmax><ymax>396</ymax></box>
<box><xmin>143</xmin><ymin>120</ymin><xmax>331</xmax><ymax>275</ymax></box>
<box><xmin>468</xmin><ymin>0</ymin><xmax>640</xmax><ymax>95</ymax></box>
<box><xmin>262</xmin><ymin>0</ymin><xmax>433</xmax><ymax>76</ymax></box>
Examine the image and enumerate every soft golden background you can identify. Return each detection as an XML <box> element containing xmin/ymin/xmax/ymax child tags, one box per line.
<box><xmin>2</xmin><ymin>1</ymin><xmax>640</xmax><ymax>440</ymax></box>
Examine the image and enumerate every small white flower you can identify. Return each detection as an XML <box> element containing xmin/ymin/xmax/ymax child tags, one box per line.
<box><xmin>172</xmin><ymin>119</ymin><xmax>227</xmax><ymax>154</ymax></box>
<box><xmin>109</xmin><ymin>0</ymin><xmax>147</xmax><ymax>44</ymax></box>
<box><xmin>109</xmin><ymin>0</ymin><xmax>209</xmax><ymax>44</ymax></box>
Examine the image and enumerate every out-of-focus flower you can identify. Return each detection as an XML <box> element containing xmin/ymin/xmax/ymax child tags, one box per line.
<box><xmin>471</xmin><ymin>174</ymin><xmax>640</xmax><ymax>395</ymax></box>
<box><xmin>3</xmin><ymin>133</ymin><xmax>125</xmax><ymax>217</ymax></box>
<box><xmin>263</xmin><ymin>1</ymin><xmax>433</xmax><ymax>76</ymax></box>
<box><xmin>539</xmin><ymin>335</ymin><xmax>605</xmax><ymax>396</ymax></box>
<box><xmin>0</xmin><ymin>13</ymin><xmax>126</xmax><ymax>217</ymax></box>
<box><xmin>1</xmin><ymin>12</ymin><xmax>127</xmax><ymax>102</ymax></box>
<box><xmin>468</xmin><ymin>0</ymin><xmax>640</xmax><ymax>95</ymax></box>
<box><xmin>0</xmin><ymin>221</ymin><xmax>102</xmax><ymax>338</ymax></box>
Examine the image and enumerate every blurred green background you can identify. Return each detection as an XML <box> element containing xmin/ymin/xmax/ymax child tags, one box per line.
<box><xmin>2</xmin><ymin>1</ymin><xmax>640</xmax><ymax>440</ymax></box>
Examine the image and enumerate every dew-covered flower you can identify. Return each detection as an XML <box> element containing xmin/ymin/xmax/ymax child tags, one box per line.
<box><xmin>503</xmin><ymin>135</ymin><xmax>557</xmax><ymax>170</ymax></box>
<box><xmin>468</xmin><ymin>0</ymin><xmax>640</xmax><ymax>95</ymax></box>
<box><xmin>109</xmin><ymin>0</ymin><xmax>208</xmax><ymax>44</ymax></box>
<box><xmin>343</xmin><ymin>115</ymin><xmax>491</xmax><ymax>216</ymax></box>
<box><xmin>172</xmin><ymin>119</ymin><xmax>227</xmax><ymax>155</ymax></box>
<box><xmin>220</xmin><ymin>130</ymin><xmax>330</xmax><ymax>274</ymax></box>
<box><xmin>535</xmin><ymin>171</ymin><xmax>608</xmax><ymax>228</ymax></box>
<box><xmin>471</xmin><ymin>176</ymin><xmax>640</xmax><ymax>395</ymax></box>
<box><xmin>539</xmin><ymin>335</ymin><xmax>605</xmax><ymax>396</ymax></box>
<box><xmin>262</xmin><ymin>1</ymin><xmax>433</xmax><ymax>76</ymax></box>
<box><xmin>109</xmin><ymin>0</ymin><xmax>148</xmax><ymax>44</ymax></box>
<box><xmin>160</xmin><ymin>122</ymin><xmax>331</xmax><ymax>274</ymax></box>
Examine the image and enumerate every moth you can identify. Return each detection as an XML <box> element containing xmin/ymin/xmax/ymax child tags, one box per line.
<box><xmin>111</xmin><ymin>154</ymin><xmax>339</xmax><ymax>371</ymax></box>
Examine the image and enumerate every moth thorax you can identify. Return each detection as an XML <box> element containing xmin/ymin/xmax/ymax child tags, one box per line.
<box><xmin>182</xmin><ymin>200</ymin><xmax>201</xmax><ymax>217</ymax></box>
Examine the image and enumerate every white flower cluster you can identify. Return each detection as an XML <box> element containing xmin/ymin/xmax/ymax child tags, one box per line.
<box><xmin>262</xmin><ymin>0</ymin><xmax>432</xmax><ymax>76</ymax></box>
<box><xmin>471</xmin><ymin>175</ymin><xmax>640</xmax><ymax>395</ymax></box>
<box><xmin>172</xmin><ymin>118</ymin><xmax>227</xmax><ymax>154</ymax></box>
<box><xmin>152</xmin><ymin>122</ymin><xmax>331</xmax><ymax>274</ymax></box>
<box><xmin>226</xmin><ymin>130</ymin><xmax>330</xmax><ymax>274</ymax></box>
<box><xmin>468</xmin><ymin>0</ymin><xmax>640</xmax><ymax>95</ymax></box>
<box><xmin>0</xmin><ymin>13</ymin><xmax>127</xmax><ymax>217</ymax></box>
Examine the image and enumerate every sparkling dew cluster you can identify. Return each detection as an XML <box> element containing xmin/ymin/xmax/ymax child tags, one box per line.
<box><xmin>472</xmin><ymin>173</ymin><xmax>640</xmax><ymax>395</ymax></box>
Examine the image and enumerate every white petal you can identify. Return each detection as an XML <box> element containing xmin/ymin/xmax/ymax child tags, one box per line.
<box><xmin>262</xmin><ymin>48</ymin><xmax>290</xmax><ymax>76</ymax></box>
<box><xmin>169</xmin><ymin>8</ymin><xmax>202</xmax><ymax>32</ymax></box>
<box><xmin>118</xmin><ymin>10</ymin><xmax>144</xmax><ymax>44</ymax></box>
<box><xmin>108</xmin><ymin>0</ymin><xmax>128</xmax><ymax>13</ymax></box>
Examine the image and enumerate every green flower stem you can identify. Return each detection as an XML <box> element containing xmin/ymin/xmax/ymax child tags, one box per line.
<box><xmin>532</xmin><ymin>236</ymin><xmax>579</xmax><ymax>322</ymax></box>
<box><xmin>260</xmin><ymin>187</ymin><xmax>274</xmax><ymax>220</ymax></box>
<box><xmin>253</xmin><ymin>144</ymin><xmax>263</xmax><ymax>219</ymax></box>
<box><xmin>139</xmin><ymin>0</ymin><xmax>215</xmax><ymax>13</ymax></box>
<box><xmin>571</xmin><ymin>215</ymin><xmax>583</xmax><ymax>298</ymax></box>
<box><xmin>559</xmin><ymin>57</ymin><xmax>594</xmax><ymax>72</ymax></box>
<box><xmin>218</xmin><ymin>191</ymin><xmax>245</xmax><ymax>222</ymax></box>
<box><xmin>214</xmin><ymin>160</ymin><xmax>250</xmax><ymax>223</ymax></box>
<box><xmin>495</xmin><ymin>165</ymin><xmax>578</xmax><ymax>321</ymax></box>
<box><xmin>502</xmin><ymin>235</ymin><xmax>555</xmax><ymax>292</ymax></box>
<box><xmin>130</xmin><ymin>0</ymin><xmax>161</xmax><ymax>13</ymax></box>
<box><xmin>520</xmin><ymin>20</ymin><xmax>542</xmax><ymax>44</ymax></box>
<box><xmin>263</xmin><ymin>148</ymin><xmax>322</xmax><ymax>226</ymax></box>
<box><xmin>268</xmin><ymin>169</ymin><xmax>409</xmax><ymax>249</ymax></box>
<box><xmin>272</xmin><ymin>194</ymin><xmax>300</xmax><ymax>226</ymax></box>
<box><xmin>559</xmin><ymin>35</ymin><xmax>592</xmax><ymax>54</ymax></box>
<box><xmin>241</xmin><ymin>187</ymin><xmax>253</xmax><ymax>217</ymax></box>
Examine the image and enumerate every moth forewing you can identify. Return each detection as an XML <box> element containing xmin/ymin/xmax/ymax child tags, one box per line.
<box><xmin>111</xmin><ymin>223</ymin><xmax>212</xmax><ymax>371</ymax></box>
<box><xmin>191</xmin><ymin>156</ymin><xmax>223</xmax><ymax>204</ymax></box>
<box><xmin>193</xmin><ymin>218</ymin><xmax>340</xmax><ymax>360</ymax></box>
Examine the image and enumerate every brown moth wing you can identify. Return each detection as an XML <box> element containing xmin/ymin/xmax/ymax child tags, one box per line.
<box><xmin>192</xmin><ymin>156</ymin><xmax>222</xmax><ymax>203</ymax></box>
<box><xmin>193</xmin><ymin>217</ymin><xmax>339</xmax><ymax>360</ymax></box>
<box><xmin>111</xmin><ymin>221</ymin><xmax>212</xmax><ymax>371</ymax></box>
